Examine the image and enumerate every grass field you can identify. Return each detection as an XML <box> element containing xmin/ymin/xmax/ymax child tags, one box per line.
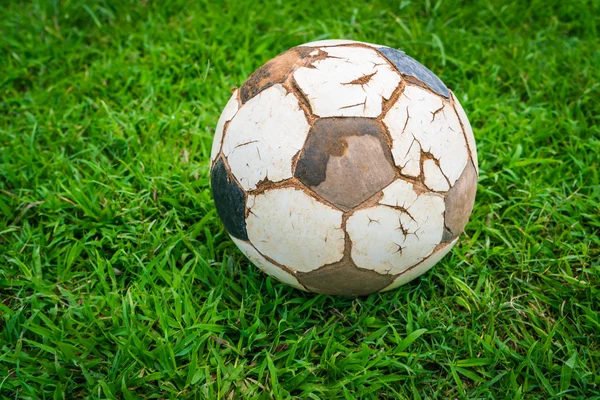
<box><xmin>1</xmin><ymin>0</ymin><xmax>599</xmax><ymax>398</ymax></box>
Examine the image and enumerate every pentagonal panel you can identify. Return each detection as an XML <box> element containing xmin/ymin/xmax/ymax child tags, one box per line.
<box><xmin>210</xmin><ymin>158</ymin><xmax>248</xmax><ymax>240</ymax></box>
<box><xmin>294</xmin><ymin>118</ymin><xmax>396</xmax><ymax>211</ymax></box>
<box><xmin>246</xmin><ymin>187</ymin><xmax>345</xmax><ymax>273</ymax></box>
<box><xmin>231</xmin><ymin>237</ymin><xmax>305</xmax><ymax>290</ymax></box>
<box><xmin>377</xmin><ymin>47</ymin><xmax>449</xmax><ymax>98</ymax></box>
<box><xmin>384</xmin><ymin>85</ymin><xmax>468</xmax><ymax>189</ymax></box>
<box><xmin>296</xmin><ymin>255</ymin><xmax>393</xmax><ymax>296</ymax></box>
<box><xmin>222</xmin><ymin>84</ymin><xmax>310</xmax><ymax>191</ymax></box>
<box><xmin>293</xmin><ymin>46</ymin><xmax>401</xmax><ymax>117</ymax></box>
<box><xmin>346</xmin><ymin>180</ymin><xmax>445</xmax><ymax>274</ymax></box>
<box><xmin>210</xmin><ymin>90</ymin><xmax>239</xmax><ymax>164</ymax></box>
<box><xmin>442</xmin><ymin>161</ymin><xmax>477</xmax><ymax>242</ymax></box>
<box><xmin>451</xmin><ymin>91</ymin><xmax>479</xmax><ymax>173</ymax></box>
<box><xmin>381</xmin><ymin>238</ymin><xmax>458</xmax><ymax>291</ymax></box>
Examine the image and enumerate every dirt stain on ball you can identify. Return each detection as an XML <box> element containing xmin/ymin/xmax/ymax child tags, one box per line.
<box><xmin>294</xmin><ymin>118</ymin><xmax>396</xmax><ymax>211</ymax></box>
<box><xmin>240</xmin><ymin>47</ymin><xmax>328</xmax><ymax>104</ymax></box>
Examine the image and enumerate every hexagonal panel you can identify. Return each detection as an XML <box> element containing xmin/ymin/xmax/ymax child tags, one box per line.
<box><xmin>246</xmin><ymin>187</ymin><xmax>345</xmax><ymax>273</ymax></box>
<box><xmin>383</xmin><ymin>85</ymin><xmax>468</xmax><ymax>189</ymax></box>
<box><xmin>294</xmin><ymin>117</ymin><xmax>396</xmax><ymax>211</ymax></box>
<box><xmin>293</xmin><ymin>46</ymin><xmax>401</xmax><ymax>118</ymax></box>
<box><xmin>346</xmin><ymin>180</ymin><xmax>445</xmax><ymax>275</ymax></box>
<box><xmin>222</xmin><ymin>84</ymin><xmax>310</xmax><ymax>191</ymax></box>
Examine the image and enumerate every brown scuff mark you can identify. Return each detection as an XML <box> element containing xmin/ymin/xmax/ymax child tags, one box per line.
<box><xmin>412</xmin><ymin>135</ymin><xmax>451</xmax><ymax>193</ymax></box>
<box><xmin>240</xmin><ymin>47</ymin><xmax>329</xmax><ymax>104</ymax></box>
<box><xmin>379</xmin><ymin>80</ymin><xmax>406</xmax><ymax>121</ymax></box>
<box><xmin>296</xmin><ymin>210</ymin><xmax>393</xmax><ymax>296</ymax></box>
<box><xmin>441</xmin><ymin>161</ymin><xmax>477</xmax><ymax>243</ymax></box>
<box><xmin>342</xmin><ymin>71</ymin><xmax>378</xmax><ymax>86</ymax></box>
<box><xmin>338</xmin><ymin>100</ymin><xmax>367</xmax><ymax>112</ymax></box>
<box><xmin>380</xmin><ymin>203</ymin><xmax>416</xmax><ymax>223</ymax></box>
<box><xmin>376</xmin><ymin>111</ymin><xmax>397</xmax><ymax>151</ymax></box>
<box><xmin>233</xmin><ymin>87</ymin><xmax>242</xmax><ymax>107</ymax></box>
<box><xmin>233</xmin><ymin>140</ymin><xmax>259</xmax><ymax>149</ymax></box>
<box><xmin>430</xmin><ymin>104</ymin><xmax>445</xmax><ymax>122</ymax></box>
<box><xmin>389</xmin><ymin>165</ymin><xmax>431</xmax><ymax>196</ymax></box>
<box><xmin>247</xmin><ymin>177</ymin><xmax>298</xmax><ymax>196</ymax></box>
<box><xmin>283</xmin><ymin>78</ymin><xmax>316</xmax><ymax>123</ymax></box>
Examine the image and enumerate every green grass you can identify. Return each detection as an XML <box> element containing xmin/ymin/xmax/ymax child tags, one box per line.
<box><xmin>1</xmin><ymin>0</ymin><xmax>599</xmax><ymax>398</ymax></box>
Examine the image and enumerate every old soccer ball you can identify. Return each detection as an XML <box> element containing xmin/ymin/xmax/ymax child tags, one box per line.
<box><xmin>210</xmin><ymin>39</ymin><xmax>478</xmax><ymax>296</ymax></box>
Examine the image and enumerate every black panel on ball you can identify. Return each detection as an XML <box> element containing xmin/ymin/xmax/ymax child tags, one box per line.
<box><xmin>211</xmin><ymin>158</ymin><xmax>248</xmax><ymax>240</ymax></box>
<box><xmin>377</xmin><ymin>47</ymin><xmax>450</xmax><ymax>98</ymax></box>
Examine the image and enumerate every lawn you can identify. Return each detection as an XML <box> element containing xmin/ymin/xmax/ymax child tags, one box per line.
<box><xmin>1</xmin><ymin>0</ymin><xmax>599</xmax><ymax>398</ymax></box>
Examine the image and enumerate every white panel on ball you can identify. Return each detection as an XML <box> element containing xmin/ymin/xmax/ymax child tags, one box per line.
<box><xmin>384</xmin><ymin>85</ymin><xmax>469</xmax><ymax>187</ymax></box>
<box><xmin>294</xmin><ymin>46</ymin><xmax>401</xmax><ymax>118</ymax></box>
<box><xmin>246</xmin><ymin>187</ymin><xmax>345</xmax><ymax>273</ymax></box>
<box><xmin>223</xmin><ymin>85</ymin><xmax>310</xmax><ymax>191</ymax></box>
<box><xmin>347</xmin><ymin>183</ymin><xmax>445</xmax><ymax>274</ymax></box>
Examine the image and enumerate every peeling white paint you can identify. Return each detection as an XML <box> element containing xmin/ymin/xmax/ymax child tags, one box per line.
<box><xmin>381</xmin><ymin>238</ymin><xmax>458</xmax><ymax>291</ymax></box>
<box><xmin>246</xmin><ymin>187</ymin><xmax>345</xmax><ymax>273</ymax></box>
<box><xmin>423</xmin><ymin>159</ymin><xmax>450</xmax><ymax>191</ymax></box>
<box><xmin>346</xmin><ymin>180</ymin><xmax>445</xmax><ymax>274</ymax></box>
<box><xmin>231</xmin><ymin>237</ymin><xmax>306</xmax><ymax>290</ymax></box>
<box><xmin>451</xmin><ymin>91</ymin><xmax>479</xmax><ymax>173</ymax></box>
<box><xmin>299</xmin><ymin>39</ymin><xmax>380</xmax><ymax>48</ymax></box>
<box><xmin>222</xmin><ymin>85</ymin><xmax>310</xmax><ymax>191</ymax></box>
<box><xmin>384</xmin><ymin>85</ymin><xmax>469</xmax><ymax>187</ymax></box>
<box><xmin>210</xmin><ymin>90</ymin><xmax>239</xmax><ymax>165</ymax></box>
<box><xmin>294</xmin><ymin>46</ymin><xmax>401</xmax><ymax>117</ymax></box>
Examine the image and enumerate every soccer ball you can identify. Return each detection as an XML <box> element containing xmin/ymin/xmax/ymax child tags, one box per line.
<box><xmin>210</xmin><ymin>39</ymin><xmax>478</xmax><ymax>296</ymax></box>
